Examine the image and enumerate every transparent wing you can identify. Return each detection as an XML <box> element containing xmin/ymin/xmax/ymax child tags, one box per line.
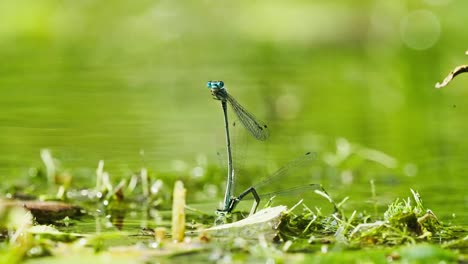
<box><xmin>253</xmin><ymin>152</ymin><xmax>318</xmax><ymax>189</ymax></box>
<box><xmin>255</xmin><ymin>183</ymin><xmax>324</xmax><ymax>200</ymax></box>
<box><xmin>226</xmin><ymin>93</ymin><xmax>269</xmax><ymax>141</ymax></box>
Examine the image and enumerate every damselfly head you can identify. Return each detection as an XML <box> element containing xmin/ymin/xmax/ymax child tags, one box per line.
<box><xmin>207</xmin><ymin>80</ymin><xmax>224</xmax><ymax>89</ymax></box>
<box><xmin>207</xmin><ymin>81</ymin><xmax>227</xmax><ymax>101</ymax></box>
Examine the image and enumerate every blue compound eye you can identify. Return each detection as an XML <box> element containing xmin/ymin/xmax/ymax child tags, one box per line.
<box><xmin>207</xmin><ymin>81</ymin><xmax>212</xmax><ymax>88</ymax></box>
<box><xmin>218</xmin><ymin>81</ymin><xmax>224</xmax><ymax>88</ymax></box>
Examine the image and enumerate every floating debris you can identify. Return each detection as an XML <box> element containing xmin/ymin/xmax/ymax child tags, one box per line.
<box><xmin>0</xmin><ymin>200</ymin><xmax>82</xmax><ymax>224</ymax></box>
<box><xmin>206</xmin><ymin>205</ymin><xmax>287</xmax><ymax>240</ymax></box>
<box><xmin>154</xmin><ymin>227</ymin><xmax>167</xmax><ymax>243</ymax></box>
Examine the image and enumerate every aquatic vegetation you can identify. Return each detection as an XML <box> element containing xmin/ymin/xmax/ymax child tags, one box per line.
<box><xmin>0</xmin><ymin>150</ymin><xmax>465</xmax><ymax>263</ymax></box>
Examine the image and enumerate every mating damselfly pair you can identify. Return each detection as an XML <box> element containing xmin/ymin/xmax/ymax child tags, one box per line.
<box><xmin>206</xmin><ymin>80</ymin><xmax>324</xmax><ymax>219</ymax></box>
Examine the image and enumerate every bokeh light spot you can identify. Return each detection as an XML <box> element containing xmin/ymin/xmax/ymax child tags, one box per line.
<box><xmin>400</xmin><ymin>10</ymin><xmax>441</xmax><ymax>50</ymax></box>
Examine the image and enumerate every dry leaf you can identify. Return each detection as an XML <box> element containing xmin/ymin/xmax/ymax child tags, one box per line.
<box><xmin>435</xmin><ymin>51</ymin><xmax>468</xmax><ymax>88</ymax></box>
<box><xmin>435</xmin><ymin>64</ymin><xmax>468</xmax><ymax>88</ymax></box>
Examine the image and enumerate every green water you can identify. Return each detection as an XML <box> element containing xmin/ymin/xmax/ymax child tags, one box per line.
<box><xmin>0</xmin><ymin>1</ymin><xmax>467</xmax><ymax>226</ymax></box>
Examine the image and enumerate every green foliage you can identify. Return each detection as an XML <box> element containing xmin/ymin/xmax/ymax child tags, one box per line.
<box><xmin>0</xmin><ymin>149</ymin><xmax>465</xmax><ymax>263</ymax></box>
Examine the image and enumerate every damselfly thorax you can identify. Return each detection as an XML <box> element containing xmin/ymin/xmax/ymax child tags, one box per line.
<box><xmin>211</xmin><ymin>87</ymin><xmax>228</xmax><ymax>101</ymax></box>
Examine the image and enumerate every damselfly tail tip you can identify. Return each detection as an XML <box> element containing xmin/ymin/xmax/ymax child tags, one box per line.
<box><xmin>256</xmin><ymin>124</ymin><xmax>268</xmax><ymax>131</ymax></box>
<box><xmin>304</xmin><ymin>151</ymin><xmax>318</xmax><ymax>159</ymax></box>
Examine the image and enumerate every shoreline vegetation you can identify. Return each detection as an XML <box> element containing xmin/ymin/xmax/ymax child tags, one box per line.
<box><xmin>0</xmin><ymin>150</ymin><xmax>466</xmax><ymax>263</ymax></box>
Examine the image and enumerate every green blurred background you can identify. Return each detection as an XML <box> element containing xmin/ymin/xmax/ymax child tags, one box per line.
<box><xmin>0</xmin><ymin>1</ymin><xmax>466</xmax><ymax>224</ymax></box>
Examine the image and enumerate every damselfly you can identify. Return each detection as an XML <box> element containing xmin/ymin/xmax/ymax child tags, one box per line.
<box><xmin>206</xmin><ymin>80</ymin><xmax>269</xmax><ymax>212</ymax></box>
